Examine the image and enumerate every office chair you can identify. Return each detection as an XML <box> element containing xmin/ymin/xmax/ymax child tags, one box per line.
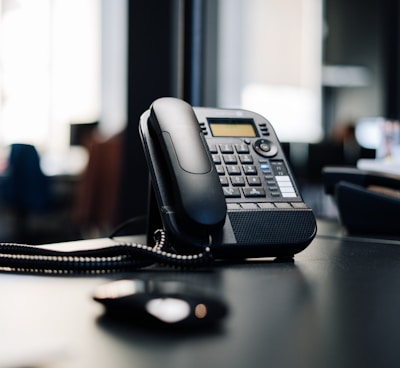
<box><xmin>0</xmin><ymin>143</ymin><xmax>52</xmax><ymax>242</ymax></box>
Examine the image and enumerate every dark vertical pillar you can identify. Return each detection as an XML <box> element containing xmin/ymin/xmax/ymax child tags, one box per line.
<box><xmin>383</xmin><ymin>0</ymin><xmax>400</xmax><ymax>119</ymax></box>
<box><xmin>182</xmin><ymin>0</ymin><xmax>205</xmax><ymax>105</ymax></box>
<box><xmin>116</xmin><ymin>0</ymin><xmax>175</xmax><ymax>227</ymax></box>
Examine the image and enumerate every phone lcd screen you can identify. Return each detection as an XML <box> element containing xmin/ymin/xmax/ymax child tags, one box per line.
<box><xmin>208</xmin><ymin>118</ymin><xmax>257</xmax><ymax>137</ymax></box>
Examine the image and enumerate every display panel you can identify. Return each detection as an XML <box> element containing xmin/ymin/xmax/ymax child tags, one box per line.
<box><xmin>208</xmin><ymin>118</ymin><xmax>257</xmax><ymax>137</ymax></box>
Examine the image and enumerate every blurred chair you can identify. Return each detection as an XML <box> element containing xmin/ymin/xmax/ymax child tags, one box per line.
<box><xmin>73</xmin><ymin>132</ymin><xmax>123</xmax><ymax>238</ymax></box>
<box><xmin>0</xmin><ymin>143</ymin><xmax>52</xmax><ymax>242</ymax></box>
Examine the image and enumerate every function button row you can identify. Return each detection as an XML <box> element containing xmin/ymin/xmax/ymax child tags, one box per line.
<box><xmin>260</xmin><ymin>162</ymin><xmax>298</xmax><ymax>199</ymax></box>
<box><xmin>216</xmin><ymin>165</ymin><xmax>258</xmax><ymax>176</ymax></box>
<box><xmin>208</xmin><ymin>143</ymin><xmax>250</xmax><ymax>154</ymax></box>
<box><xmin>219</xmin><ymin>176</ymin><xmax>262</xmax><ymax>187</ymax></box>
<box><xmin>227</xmin><ymin>202</ymin><xmax>308</xmax><ymax>210</ymax></box>
<box><xmin>275</xmin><ymin>175</ymin><xmax>297</xmax><ymax>198</ymax></box>
<box><xmin>212</xmin><ymin>154</ymin><xmax>254</xmax><ymax>165</ymax></box>
<box><xmin>222</xmin><ymin>187</ymin><xmax>266</xmax><ymax>198</ymax></box>
<box><xmin>258</xmin><ymin>123</ymin><xmax>270</xmax><ymax>136</ymax></box>
<box><xmin>199</xmin><ymin>122</ymin><xmax>208</xmax><ymax>135</ymax></box>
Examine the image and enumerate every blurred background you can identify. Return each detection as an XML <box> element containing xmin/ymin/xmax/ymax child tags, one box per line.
<box><xmin>0</xmin><ymin>0</ymin><xmax>396</xmax><ymax>243</ymax></box>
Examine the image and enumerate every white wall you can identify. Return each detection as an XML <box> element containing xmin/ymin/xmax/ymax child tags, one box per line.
<box><xmin>217</xmin><ymin>0</ymin><xmax>323</xmax><ymax>142</ymax></box>
<box><xmin>100</xmin><ymin>0</ymin><xmax>127</xmax><ymax>138</ymax></box>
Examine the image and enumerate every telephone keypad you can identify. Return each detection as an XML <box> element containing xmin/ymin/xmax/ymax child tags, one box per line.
<box><xmin>211</xmin><ymin>140</ymin><xmax>299</xmax><ymax>204</ymax></box>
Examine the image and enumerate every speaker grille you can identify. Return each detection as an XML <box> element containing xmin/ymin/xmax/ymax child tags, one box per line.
<box><xmin>228</xmin><ymin>210</ymin><xmax>316</xmax><ymax>245</ymax></box>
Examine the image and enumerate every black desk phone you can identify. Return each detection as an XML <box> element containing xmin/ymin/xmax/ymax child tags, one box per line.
<box><xmin>139</xmin><ymin>97</ymin><xmax>316</xmax><ymax>259</ymax></box>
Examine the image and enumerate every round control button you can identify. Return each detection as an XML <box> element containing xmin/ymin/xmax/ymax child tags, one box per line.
<box><xmin>253</xmin><ymin>139</ymin><xmax>278</xmax><ymax>157</ymax></box>
<box><xmin>259</xmin><ymin>143</ymin><xmax>271</xmax><ymax>152</ymax></box>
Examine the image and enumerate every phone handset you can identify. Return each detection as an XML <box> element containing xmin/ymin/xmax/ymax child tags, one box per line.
<box><xmin>148</xmin><ymin>97</ymin><xmax>227</xmax><ymax>236</ymax></box>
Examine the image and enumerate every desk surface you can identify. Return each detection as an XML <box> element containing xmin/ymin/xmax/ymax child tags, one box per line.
<box><xmin>1</xmin><ymin>219</ymin><xmax>400</xmax><ymax>368</ymax></box>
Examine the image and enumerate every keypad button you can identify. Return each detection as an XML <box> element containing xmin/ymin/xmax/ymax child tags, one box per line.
<box><xmin>216</xmin><ymin>165</ymin><xmax>225</xmax><ymax>175</ymax></box>
<box><xmin>223</xmin><ymin>187</ymin><xmax>241</xmax><ymax>197</ymax></box>
<box><xmin>235</xmin><ymin>143</ymin><xmax>249</xmax><ymax>153</ymax></box>
<box><xmin>247</xmin><ymin>176</ymin><xmax>261</xmax><ymax>186</ymax></box>
<box><xmin>239</xmin><ymin>154</ymin><xmax>253</xmax><ymax>164</ymax></box>
<box><xmin>219</xmin><ymin>144</ymin><xmax>234</xmax><ymax>153</ymax></box>
<box><xmin>227</xmin><ymin>165</ymin><xmax>241</xmax><ymax>175</ymax></box>
<box><xmin>223</xmin><ymin>154</ymin><xmax>238</xmax><ymax>164</ymax></box>
<box><xmin>231</xmin><ymin>176</ymin><xmax>245</xmax><ymax>186</ymax></box>
<box><xmin>212</xmin><ymin>154</ymin><xmax>221</xmax><ymax>164</ymax></box>
<box><xmin>243</xmin><ymin>165</ymin><xmax>257</xmax><ymax>175</ymax></box>
<box><xmin>219</xmin><ymin>176</ymin><xmax>229</xmax><ymax>186</ymax></box>
<box><xmin>208</xmin><ymin>144</ymin><xmax>218</xmax><ymax>153</ymax></box>
<box><xmin>243</xmin><ymin>187</ymin><xmax>266</xmax><ymax>197</ymax></box>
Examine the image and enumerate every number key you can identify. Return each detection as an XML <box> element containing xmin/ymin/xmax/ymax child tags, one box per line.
<box><xmin>235</xmin><ymin>143</ymin><xmax>249</xmax><ymax>153</ymax></box>
<box><xmin>243</xmin><ymin>165</ymin><xmax>257</xmax><ymax>175</ymax></box>
<box><xmin>223</xmin><ymin>154</ymin><xmax>238</xmax><ymax>164</ymax></box>
<box><xmin>243</xmin><ymin>187</ymin><xmax>266</xmax><ymax>197</ymax></box>
<box><xmin>247</xmin><ymin>176</ymin><xmax>261</xmax><ymax>186</ymax></box>
<box><xmin>227</xmin><ymin>165</ymin><xmax>241</xmax><ymax>175</ymax></box>
<box><xmin>231</xmin><ymin>176</ymin><xmax>245</xmax><ymax>186</ymax></box>
<box><xmin>239</xmin><ymin>154</ymin><xmax>253</xmax><ymax>164</ymax></box>
<box><xmin>223</xmin><ymin>187</ymin><xmax>241</xmax><ymax>197</ymax></box>
<box><xmin>219</xmin><ymin>143</ymin><xmax>234</xmax><ymax>153</ymax></box>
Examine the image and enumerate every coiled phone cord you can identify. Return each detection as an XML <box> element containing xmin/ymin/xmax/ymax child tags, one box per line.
<box><xmin>0</xmin><ymin>229</ymin><xmax>214</xmax><ymax>275</ymax></box>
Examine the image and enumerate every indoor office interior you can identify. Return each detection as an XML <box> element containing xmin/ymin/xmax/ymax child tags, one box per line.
<box><xmin>0</xmin><ymin>0</ymin><xmax>396</xmax><ymax>245</ymax></box>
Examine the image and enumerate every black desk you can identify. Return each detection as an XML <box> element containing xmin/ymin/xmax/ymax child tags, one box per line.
<box><xmin>1</xmin><ymin>219</ymin><xmax>400</xmax><ymax>368</ymax></box>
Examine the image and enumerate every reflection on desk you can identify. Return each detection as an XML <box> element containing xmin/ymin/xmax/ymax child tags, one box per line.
<box><xmin>0</xmin><ymin>219</ymin><xmax>400</xmax><ymax>368</ymax></box>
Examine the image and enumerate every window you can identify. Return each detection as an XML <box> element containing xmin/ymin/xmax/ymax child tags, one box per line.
<box><xmin>0</xmin><ymin>0</ymin><xmax>101</xmax><ymax>153</ymax></box>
